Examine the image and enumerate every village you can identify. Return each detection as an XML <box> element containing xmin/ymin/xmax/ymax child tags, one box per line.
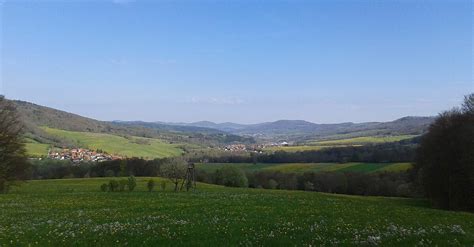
<box><xmin>221</xmin><ymin>141</ymin><xmax>290</xmax><ymax>152</ymax></box>
<box><xmin>48</xmin><ymin>148</ymin><xmax>122</xmax><ymax>162</ymax></box>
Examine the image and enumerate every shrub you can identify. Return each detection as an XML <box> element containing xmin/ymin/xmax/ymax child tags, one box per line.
<box><xmin>147</xmin><ymin>179</ymin><xmax>155</xmax><ymax>192</ymax></box>
<box><xmin>128</xmin><ymin>176</ymin><xmax>137</xmax><ymax>191</ymax></box>
<box><xmin>108</xmin><ymin>180</ymin><xmax>119</xmax><ymax>192</ymax></box>
<box><xmin>216</xmin><ymin>166</ymin><xmax>248</xmax><ymax>188</ymax></box>
<box><xmin>160</xmin><ymin>181</ymin><xmax>166</xmax><ymax>191</ymax></box>
<box><xmin>118</xmin><ymin>179</ymin><xmax>127</xmax><ymax>192</ymax></box>
<box><xmin>100</xmin><ymin>183</ymin><xmax>108</xmax><ymax>192</ymax></box>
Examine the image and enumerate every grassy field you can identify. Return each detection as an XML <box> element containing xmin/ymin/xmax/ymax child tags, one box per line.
<box><xmin>196</xmin><ymin>162</ymin><xmax>413</xmax><ymax>174</ymax></box>
<box><xmin>265</xmin><ymin>135</ymin><xmax>416</xmax><ymax>153</ymax></box>
<box><xmin>24</xmin><ymin>139</ymin><xmax>50</xmax><ymax>158</ymax></box>
<box><xmin>310</xmin><ymin>135</ymin><xmax>418</xmax><ymax>146</ymax></box>
<box><xmin>41</xmin><ymin>127</ymin><xmax>183</xmax><ymax>159</ymax></box>
<box><xmin>0</xmin><ymin>178</ymin><xmax>472</xmax><ymax>246</ymax></box>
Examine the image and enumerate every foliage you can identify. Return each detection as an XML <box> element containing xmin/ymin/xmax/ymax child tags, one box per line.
<box><xmin>160</xmin><ymin>181</ymin><xmax>166</xmax><ymax>191</ymax></box>
<box><xmin>128</xmin><ymin>176</ymin><xmax>137</xmax><ymax>191</ymax></box>
<box><xmin>1</xmin><ymin>178</ymin><xmax>473</xmax><ymax>245</ymax></box>
<box><xmin>160</xmin><ymin>158</ymin><xmax>187</xmax><ymax>191</ymax></box>
<box><xmin>0</xmin><ymin>96</ymin><xmax>30</xmax><ymax>193</ymax></box>
<box><xmin>100</xmin><ymin>183</ymin><xmax>108</xmax><ymax>192</ymax></box>
<box><xmin>118</xmin><ymin>179</ymin><xmax>128</xmax><ymax>192</ymax></box>
<box><xmin>213</xmin><ymin>166</ymin><xmax>248</xmax><ymax>188</ymax></box>
<box><xmin>415</xmin><ymin>93</ymin><xmax>474</xmax><ymax>211</ymax></box>
<box><xmin>108</xmin><ymin>180</ymin><xmax>119</xmax><ymax>192</ymax></box>
<box><xmin>147</xmin><ymin>179</ymin><xmax>155</xmax><ymax>192</ymax></box>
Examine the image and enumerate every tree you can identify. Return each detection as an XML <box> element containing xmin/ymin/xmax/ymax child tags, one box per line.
<box><xmin>160</xmin><ymin>158</ymin><xmax>187</xmax><ymax>192</ymax></box>
<box><xmin>0</xmin><ymin>96</ymin><xmax>29</xmax><ymax>193</ymax></box>
<box><xmin>147</xmin><ymin>179</ymin><xmax>155</xmax><ymax>192</ymax></box>
<box><xmin>217</xmin><ymin>166</ymin><xmax>248</xmax><ymax>188</ymax></box>
<box><xmin>128</xmin><ymin>175</ymin><xmax>137</xmax><ymax>191</ymax></box>
<box><xmin>415</xmin><ymin>93</ymin><xmax>474</xmax><ymax>211</ymax></box>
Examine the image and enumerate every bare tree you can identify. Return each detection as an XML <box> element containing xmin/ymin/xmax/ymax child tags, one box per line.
<box><xmin>160</xmin><ymin>158</ymin><xmax>187</xmax><ymax>192</ymax></box>
<box><xmin>0</xmin><ymin>96</ymin><xmax>29</xmax><ymax>193</ymax></box>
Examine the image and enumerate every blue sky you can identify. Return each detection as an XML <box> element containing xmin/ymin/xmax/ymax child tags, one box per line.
<box><xmin>1</xmin><ymin>0</ymin><xmax>472</xmax><ymax>123</ymax></box>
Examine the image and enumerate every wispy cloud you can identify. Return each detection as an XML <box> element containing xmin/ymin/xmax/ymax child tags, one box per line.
<box><xmin>188</xmin><ymin>96</ymin><xmax>245</xmax><ymax>105</ymax></box>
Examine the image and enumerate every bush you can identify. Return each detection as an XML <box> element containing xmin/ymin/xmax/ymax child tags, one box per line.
<box><xmin>100</xmin><ymin>183</ymin><xmax>108</xmax><ymax>192</ymax></box>
<box><xmin>118</xmin><ymin>179</ymin><xmax>128</xmax><ymax>192</ymax></box>
<box><xmin>108</xmin><ymin>180</ymin><xmax>119</xmax><ymax>192</ymax></box>
<box><xmin>215</xmin><ymin>166</ymin><xmax>248</xmax><ymax>188</ymax></box>
<box><xmin>128</xmin><ymin>176</ymin><xmax>137</xmax><ymax>191</ymax></box>
<box><xmin>147</xmin><ymin>179</ymin><xmax>155</xmax><ymax>192</ymax></box>
<box><xmin>160</xmin><ymin>181</ymin><xmax>166</xmax><ymax>191</ymax></box>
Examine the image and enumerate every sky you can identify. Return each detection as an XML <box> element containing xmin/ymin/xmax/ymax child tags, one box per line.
<box><xmin>0</xmin><ymin>0</ymin><xmax>472</xmax><ymax>124</ymax></box>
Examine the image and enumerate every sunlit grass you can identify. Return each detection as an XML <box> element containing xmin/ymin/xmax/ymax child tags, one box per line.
<box><xmin>0</xmin><ymin>178</ymin><xmax>472</xmax><ymax>246</ymax></box>
<box><xmin>41</xmin><ymin>127</ymin><xmax>183</xmax><ymax>159</ymax></box>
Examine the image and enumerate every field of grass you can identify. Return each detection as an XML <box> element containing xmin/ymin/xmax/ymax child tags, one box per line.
<box><xmin>264</xmin><ymin>144</ymin><xmax>361</xmax><ymax>152</ymax></box>
<box><xmin>310</xmin><ymin>135</ymin><xmax>418</xmax><ymax>146</ymax></box>
<box><xmin>196</xmin><ymin>162</ymin><xmax>413</xmax><ymax>174</ymax></box>
<box><xmin>0</xmin><ymin>178</ymin><xmax>472</xmax><ymax>246</ymax></box>
<box><xmin>42</xmin><ymin>127</ymin><xmax>183</xmax><ymax>159</ymax></box>
<box><xmin>24</xmin><ymin>139</ymin><xmax>50</xmax><ymax>157</ymax></box>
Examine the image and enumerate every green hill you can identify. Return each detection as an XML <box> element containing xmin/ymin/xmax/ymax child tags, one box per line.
<box><xmin>41</xmin><ymin>127</ymin><xmax>183</xmax><ymax>159</ymax></box>
<box><xmin>2</xmin><ymin>178</ymin><xmax>472</xmax><ymax>245</ymax></box>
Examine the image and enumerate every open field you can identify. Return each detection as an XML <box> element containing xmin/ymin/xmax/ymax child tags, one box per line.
<box><xmin>265</xmin><ymin>135</ymin><xmax>417</xmax><ymax>153</ymax></box>
<box><xmin>196</xmin><ymin>162</ymin><xmax>413</xmax><ymax>174</ymax></box>
<box><xmin>0</xmin><ymin>178</ymin><xmax>472</xmax><ymax>246</ymax></box>
<box><xmin>264</xmin><ymin>144</ymin><xmax>362</xmax><ymax>152</ymax></box>
<box><xmin>310</xmin><ymin>135</ymin><xmax>418</xmax><ymax>146</ymax></box>
<box><xmin>24</xmin><ymin>139</ymin><xmax>50</xmax><ymax>158</ymax></box>
<box><xmin>41</xmin><ymin>127</ymin><xmax>183</xmax><ymax>159</ymax></box>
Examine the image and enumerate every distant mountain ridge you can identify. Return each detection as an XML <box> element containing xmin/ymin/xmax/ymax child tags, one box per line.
<box><xmin>13</xmin><ymin>99</ymin><xmax>434</xmax><ymax>144</ymax></box>
<box><xmin>167</xmin><ymin>116</ymin><xmax>434</xmax><ymax>140</ymax></box>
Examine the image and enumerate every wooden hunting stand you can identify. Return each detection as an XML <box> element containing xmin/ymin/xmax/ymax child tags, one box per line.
<box><xmin>180</xmin><ymin>162</ymin><xmax>196</xmax><ymax>191</ymax></box>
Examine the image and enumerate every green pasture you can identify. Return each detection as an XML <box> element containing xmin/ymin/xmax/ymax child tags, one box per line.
<box><xmin>0</xmin><ymin>178</ymin><xmax>472</xmax><ymax>246</ymax></box>
<box><xmin>196</xmin><ymin>162</ymin><xmax>413</xmax><ymax>174</ymax></box>
<box><xmin>41</xmin><ymin>127</ymin><xmax>183</xmax><ymax>159</ymax></box>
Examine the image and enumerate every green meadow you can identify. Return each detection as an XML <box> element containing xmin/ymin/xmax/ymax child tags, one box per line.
<box><xmin>196</xmin><ymin>162</ymin><xmax>413</xmax><ymax>174</ymax></box>
<box><xmin>310</xmin><ymin>135</ymin><xmax>418</xmax><ymax>146</ymax></box>
<box><xmin>40</xmin><ymin>127</ymin><xmax>183</xmax><ymax>159</ymax></box>
<box><xmin>0</xmin><ymin>178</ymin><xmax>472</xmax><ymax>246</ymax></box>
<box><xmin>24</xmin><ymin>139</ymin><xmax>51</xmax><ymax>158</ymax></box>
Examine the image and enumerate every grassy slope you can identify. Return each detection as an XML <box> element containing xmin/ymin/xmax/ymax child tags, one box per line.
<box><xmin>197</xmin><ymin>162</ymin><xmax>413</xmax><ymax>174</ymax></box>
<box><xmin>264</xmin><ymin>135</ymin><xmax>416</xmax><ymax>153</ymax></box>
<box><xmin>24</xmin><ymin>139</ymin><xmax>50</xmax><ymax>157</ymax></box>
<box><xmin>311</xmin><ymin>135</ymin><xmax>418</xmax><ymax>145</ymax></box>
<box><xmin>41</xmin><ymin>127</ymin><xmax>183</xmax><ymax>159</ymax></box>
<box><xmin>1</xmin><ymin>178</ymin><xmax>472</xmax><ymax>246</ymax></box>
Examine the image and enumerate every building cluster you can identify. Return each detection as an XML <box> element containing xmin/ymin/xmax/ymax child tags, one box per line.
<box><xmin>222</xmin><ymin>141</ymin><xmax>290</xmax><ymax>153</ymax></box>
<box><xmin>48</xmin><ymin>148</ymin><xmax>122</xmax><ymax>162</ymax></box>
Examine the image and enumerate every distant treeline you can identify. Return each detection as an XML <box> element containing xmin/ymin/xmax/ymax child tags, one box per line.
<box><xmin>193</xmin><ymin>139</ymin><xmax>419</xmax><ymax>164</ymax></box>
<box><xmin>197</xmin><ymin>168</ymin><xmax>417</xmax><ymax>198</ymax></box>
<box><xmin>28</xmin><ymin>156</ymin><xmax>418</xmax><ymax>198</ymax></box>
